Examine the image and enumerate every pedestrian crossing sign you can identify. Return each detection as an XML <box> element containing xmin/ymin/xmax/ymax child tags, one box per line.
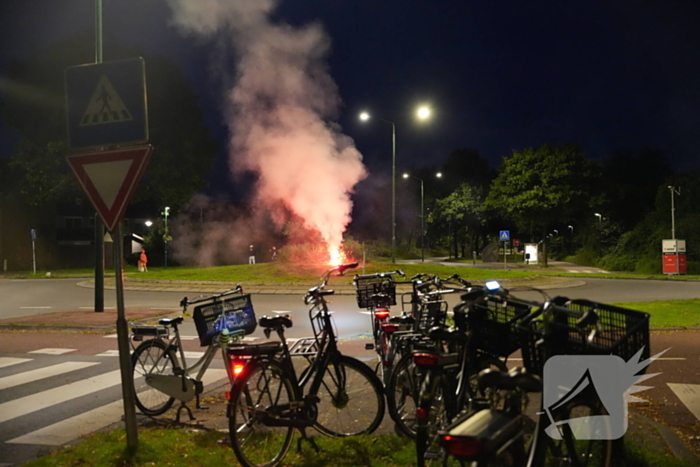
<box><xmin>79</xmin><ymin>75</ymin><xmax>133</xmax><ymax>126</ymax></box>
<box><xmin>65</xmin><ymin>57</ymin><xmax>148</xmax><ymax>149</ymax></box>
<box><xmin>500</xmin><ymin>230</ymin><xmax>510</xmax><ymax>241</ymax></box>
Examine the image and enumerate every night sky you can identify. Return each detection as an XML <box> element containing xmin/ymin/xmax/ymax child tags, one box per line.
<box><xmin>2</xmin><ymin>0</ymin><xmax>700</xmax><ymax>193</ymax></box>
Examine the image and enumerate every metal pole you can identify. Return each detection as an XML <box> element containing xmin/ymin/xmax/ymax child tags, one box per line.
<box><xmin>391</xmin><ymin>122</ymin><xmax>396</xmax><ymax>264</ymax></box>
<box><xmin>32</xmin><ymin>237</ymin><xmax>36</xmax><ymax>275</ymax></box>
<box><xmin>420</xmin><ymin>178</ymin><xmax>424</xmax><ymax>262</ymax></box>
<box><xmin>164</xmin><ymin>210</ymin><xmax>169</xmax><ymax>269</ymax></box>
<box><xmin>670</xmin><ymin>186</ymin><xmax>676</xmax><ymax>240</ymax></box>
<box><xmin>93</xmin><ymin>0</ymin><xmax>104</xmax><ymax>312</ymax></box>
<box><xmin>113</xmin><ymin>224</ymin><xmax>138</xmax><ymax>451</ymax></box>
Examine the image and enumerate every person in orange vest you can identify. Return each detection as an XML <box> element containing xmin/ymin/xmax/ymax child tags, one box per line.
<box><xmin>139</xmin><ymin>249</ymin><xmax>148</xmax><ymax>272</ymax></box>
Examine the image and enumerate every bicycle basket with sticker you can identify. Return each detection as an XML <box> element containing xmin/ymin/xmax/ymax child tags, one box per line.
<box><xmin>193</xmin><ymin>294</ymin><xmax>257</xmax><ymax>346</ymax></box>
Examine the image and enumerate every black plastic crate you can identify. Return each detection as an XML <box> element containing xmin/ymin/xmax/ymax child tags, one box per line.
<box><xmin>518</xmin><ymin>299</ymin><xmax>650</xmax><ymax>376</ymax></box>
<box><xmin>466</xmin><ymin>297</ymin><xmax>532</xmax><ymax>357</ymax></box>
<box><xmin>414</xmin><ymin>299</ymin><xmax>448</xmax><ymax>333</ymax></box>
<box><xmin>193</xmin><ymin>294</ymin><xmax>257</xmax><ymax>347</ymax></box>
<box><xmin>354</xmin><ymin>276</ymin><xmax>397</xmax><ymax>308</ymax></box>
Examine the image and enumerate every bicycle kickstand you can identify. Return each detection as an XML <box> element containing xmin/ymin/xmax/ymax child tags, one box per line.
<box><xmin>175</xmin><ymin>401</ymin><xmax>195</xmax><ymax>423</ymax></box>
<box><xmin>296</xmin><ymin>428</ymin><xmax>320</xmax><ymax>454</ymax></box>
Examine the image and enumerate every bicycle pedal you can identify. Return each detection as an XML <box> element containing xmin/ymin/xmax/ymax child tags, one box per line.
<box><xmin>365</xmin><ymin>343</ymin><xmax>375</xmax><ymax>350</ymax></box>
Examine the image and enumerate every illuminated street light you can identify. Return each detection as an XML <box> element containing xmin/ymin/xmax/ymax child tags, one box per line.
<box><xmin>594</xmin><ymin>213</ymin><xmax>602</xmax><ymax>227</ymax></box>
<box><xmin>436</xmin><ymin>172</ymin><xmax>442</xmax><ymax>178</ymax></box>
<box><xmin>568</xmin><ymin>225</ymin><xmax>574</xmax><ymax>234</ymax></box>
<box><xmin>360</xmin><ymin>106</ymin><xmax>433</xmax><ymax>263</ymax></box>
<box><xmin>553</xmin><ymin>229</ymin><xmax>559</xmax><ymax>235</ymax></box>
<box><xmin>144</xmin><ymin>220</ymin><xmax>153</xmax><ymax>228</ymax></box>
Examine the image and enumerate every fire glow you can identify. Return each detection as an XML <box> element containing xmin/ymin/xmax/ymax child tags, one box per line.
<box><xmin>328</xmin><ymin>246</ymin><xmax>347</xmax><ymax>266</ymax></box>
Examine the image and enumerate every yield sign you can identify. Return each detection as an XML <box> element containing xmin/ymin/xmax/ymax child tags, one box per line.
<box><xmin>67</xmin><ymin>145</ymin><xmax>153</xmax><ymax>232</ymax></box>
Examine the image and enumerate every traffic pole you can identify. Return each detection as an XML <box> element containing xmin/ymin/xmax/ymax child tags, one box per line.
<box><xmin>113</xmin><ymin>222</ymin><xmax>138</xmax><ymax>452</ymax></box>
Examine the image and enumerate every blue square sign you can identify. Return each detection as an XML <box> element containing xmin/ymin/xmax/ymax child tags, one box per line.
<box><xmin>65</xmin><ymin>58</ymin><xmax>148</xmax><ymax>150</ymax></box>
<box><xmin>499</xmin><ymin>230</ymin><xmax>510</xmax><ymax>241</ymax></box>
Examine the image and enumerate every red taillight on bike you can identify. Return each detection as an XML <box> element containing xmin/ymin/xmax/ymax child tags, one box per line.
<box><xmin>416</xmin><ymin>408</ymin><xmax>428</xmax><ymax>420</ymax></box>
<box><xmin>225</xmin><ymin>391</ymin><xmax>231</xmax><ymax>400</ymax></box>
<box><xmin>380</xmin><ymin>323</ymin><xmax>399</xmax><ymax>333</ymax></box>
<box><xmin>230</xmin><ymin>361</ymin><xmax>246</xmax><ymax>378</ymax></box>
<box><xmin>441</xmin><ymin>435</ymin><xmax>487</xmax><ymax>458</ymax></box>
<box><xmin>412</xmin><ymin>352</ymin><xmax>439</xmax><ymax>366</ymax></box>
<box><xmin>375</xmin><ymin>309</ymin><xmax>390</xmax><ymax>319</ymax></box>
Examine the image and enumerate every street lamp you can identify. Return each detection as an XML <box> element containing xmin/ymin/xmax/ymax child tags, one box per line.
<box><xmin>144</xmin><ymin>220</ymin><xmax>152</xmax><ymax>228</ymax></box>
<box><xmin>553</xmin><ymin>229</ymin><xmax>559</xmax><ymax>235</ymax></box>
<box><xmin>360</xmin><ymin>107</ymin><xmax>432</xmax><ymax>263</ymax></box>
<box><xmin>568</xmin><ymin>225</ymin><xmax>574</xmax><ymax>234</ymax></box>
<box><xmin>594</xmin><ymin>213</ymin><xmax>602</xmax><ymax>227</ymax></box>
<box><xmin>163</xmin><ymin>207</ymin><xmax>170</xmax><ymax>269</ymax></box>
<box><xmin>668</xmin><ymin>186</ymin><xmax>681</xmax><ymax>239</ymax></box>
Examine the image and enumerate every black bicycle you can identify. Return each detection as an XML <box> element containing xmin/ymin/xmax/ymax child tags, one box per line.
<box><xmin>226</xmin><ymin>262</ymin><xmax>385</xmax><ymax>467</ymax></box>
<box><xmin>435</xmin><ymin>282</ymin><xmax>650</xmax><ymax>467</ymax></box>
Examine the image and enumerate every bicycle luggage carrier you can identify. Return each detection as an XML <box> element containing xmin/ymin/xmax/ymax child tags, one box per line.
<box><xmin>193</xmin><ymin>293</ymin><xmax>257</xmax><ymax>347</ymax></box>
<box><xmin>354</xmin><ymin>275</ymin><xmax>397</xmax><ymax>308</ymax></box>
<box><xmin>288</xmin><ymin>337</ymin><xmax>319</xmax><ymax>357</ymax></box>
<box><xmin>464</xmin><ymin>297</ymin><xmax>532</xmax><ymax>357</ymax></box>
<box><xmin>518</xmin><ymin>299</ymin><xmax>650</xmax><ymax>376</ymax></box>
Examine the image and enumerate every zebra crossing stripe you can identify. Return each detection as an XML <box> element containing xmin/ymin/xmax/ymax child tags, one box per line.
<box><xmin>0</xmin><ymin>362</ymin><xmax>100</xmax><ymax>390</ymax></box>
<box><xmin>6</xmin><ymin>369</ymin><xmax>228</xmax><ymax>446</ymax></box>
<box><xmin>0</xmin><ymin>370</ymin><xmax>122</xmax><ymax>424</ymax></box>
<box><xmin>0</xmin><ymin>357</ymin><xmax>31</xmax><ymax>369</ymax></box>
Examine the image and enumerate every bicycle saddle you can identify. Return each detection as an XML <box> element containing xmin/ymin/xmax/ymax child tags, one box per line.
<box><xmin>259</xmin><ymin>315</ymin><xmax>293</xmax><ymax>329</ymax></box>
<box><xmin>477</xmin><ymin>367</ymin><xmax>542</xmax><ymax>393</ymax></box>
<box><xmin>158</xmin><ymin>317</ymin><xmax>184</xmax><ymax>326</ymax></box>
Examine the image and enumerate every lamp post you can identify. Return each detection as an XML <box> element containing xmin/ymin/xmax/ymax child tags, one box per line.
<box><xmin>668</xmin><ymin>186</ymin><xmax>681</xmax><ymax>240</ymax></box>
<box><xmin>360</xmin><ymin>106</ymin><xmax>431</xmax><ymax>264</ymax></box>
<box><xmin>403</xmin><ymin>173</ymin><xmax>425</xmax><ymax>261</ymax></box>
<box><xmin>163</xmin><ymin>207</ymin><xmax>170</xmax><ymax>269</ymax></box>
<box><xmin>568</xmin><ymin>225</ymin><xmax>574</xmax><ymax>234</ymax></box>
<box><xmin>594</xmin><ymin>213</ymin><xmax>602</xmax><ymax>227</ymax></box>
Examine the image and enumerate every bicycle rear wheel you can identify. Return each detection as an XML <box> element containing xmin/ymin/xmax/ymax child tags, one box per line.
<box><xmin>313</xmin><ymin>355</ymin><xmax>385</xmax><ymax>437</ymax></box>
<box><xmin>229</xmin><ymin>360</ymin><xmax>295</xmax><ymax>467</ymax></box>
<box><xmin>131</xmin><ymin>338</ymin><xmax>176</xmax><ymax>416</ymax></box>
<box><xmin>532</xmin><ymin>399</ymin><xmax>613</xmax><ymax>467</ymax></box>
<box><xmin>387</xmin><ymin>352</ymin><xmax>422</xmax><ymax>437</ymax></box>
<box><xmin>415</xmin><ymin>371</ymin><xmax>449</xmax><ymax>467</ymax></box>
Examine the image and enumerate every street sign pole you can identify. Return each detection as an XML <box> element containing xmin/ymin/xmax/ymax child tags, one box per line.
<box><xmin>113</xmin><ymin>222</ymin><xmax>138</xmax><ymax>453</ymax></box>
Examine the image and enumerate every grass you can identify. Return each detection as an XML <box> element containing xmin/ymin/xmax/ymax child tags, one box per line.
<box><xmin>22</xmin><ymin>426</ymin><xmax>695</xmax><ymax>467</ymax></box>
<box><xmin>612</xmin><ymin>299</ymin><xmax>700</xmax><ymax>328</ymax></box>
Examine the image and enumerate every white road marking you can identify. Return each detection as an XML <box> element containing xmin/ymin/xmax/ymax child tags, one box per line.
<box><xmin>19</xmin><ymin>306</ymin><xmax>52</xmax><ymax>309</ymax></box>
<box><xmin>0</xmin><ymin>370</ymin><xmax>122</xmax><ymax>424</ymax></box>
<box><xmin>96</xmin><ymin>350</ymin><xmax>205</xmax><ymax>359</ymax></box>
<box><xmin>6</xmin><ymin>369</ymin><xmax>228</xmax><ymax>446</ymax></box>
<box><xmin>29</xmin><ymin>348</ymin><xmax>76</xmax><ymax>355</ymax></box>
<box><xmin>668</xmin><ymin>383</ymin><xmax>700</xmax><ymax>422</ymax></box>
<box><xmin>271</xmin><ymin>310</ymin><xmax>293</xmax><ymax>314</ymax></box>
<box><xmin>0</xmin><ymin>362</ymin><xmax>100</xmax><ymax>390</ymax></box>
<box><xmin>28</xmin><ymin>348</ymin><xmax>77</xmax><ymax>355</ymax></box>
<box><xmin>0</xmin><ymin>357</ymin><xmax>32</xmax><ymax>369</ymax></box>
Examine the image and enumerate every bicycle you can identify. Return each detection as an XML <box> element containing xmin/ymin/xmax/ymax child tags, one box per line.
<box><xmin>353</xmin><ymin>269</ymin><xmax>408</xmax><ymax>385</ymax></box>
<box><xmin>130</xmin><ymin>286</ymin><xmax>256</xmax><ymax>421</ymax></box>
<box><xmin>226</xmin><ymin>262</ymin><xmax>385</xmax><ymax>467</ymax></box>
<box><xmin>436</xmin><ymin>281</ymin><xmax>650</xmax><ymax>467</ymax></box>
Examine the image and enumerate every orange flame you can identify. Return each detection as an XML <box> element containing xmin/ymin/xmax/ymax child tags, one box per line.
<box><xmin>328</xmin><ymin>246</ymin><xmax>347</xmax><ymax>266</ymax></box>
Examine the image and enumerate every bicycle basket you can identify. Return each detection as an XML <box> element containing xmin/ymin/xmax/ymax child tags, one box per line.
<box><xmin>518</xmin><ymin>299</ymin><xmax>650</xmax><ymax>376</ymax></box>
<box><xmin>465</xmin><ymin>297</ymin><xmax>532</xmax><ymax>357</ymax></box>
<box><xmin>354</xmin><ymin>276</ymin><xmax>397</xmax><ymax>308</ymax></box>
<box><xmin>193</xmin><ymin>294</ymin><xmax>257</xmax><ymax>347</ymax></box>
<box><xmin>413</xmin><ymin>299</ymin><xmax>448</xmax><ymax>333</ymax></box>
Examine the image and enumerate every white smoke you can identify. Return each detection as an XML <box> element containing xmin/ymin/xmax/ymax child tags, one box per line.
<box><xmin>167</xmin><ymin>0</ymin><xmax>366</xmax><ymax>258</ymax></box>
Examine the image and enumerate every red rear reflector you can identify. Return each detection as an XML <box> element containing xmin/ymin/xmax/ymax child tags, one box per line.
<box><xmin>375</xmin><ymin>309</ymin><xmax>390</xmax><ymax>319</ymax></box>
<box><xmin>225</xmin><ymin>391</ymin><xmax>231</xmax><ymax>400</ymax></box>
<box><xmin>381</xmin><ymin>323</ymin><xmax>399</xmax><ymax>333</ymax></box>
<box><xmin>416</xmin><ymin>408</ymin><xmax>428</xmax><ymax>420</ymax></box>
<box><xmin>442</xmin><ymin>435</ymin><xmax>487</xmax><ymax>458</ymax></box>
<box><xmin>413</xmin><ymin>353</ymin><xmax>439</xmax><ymax>366</ymax></box>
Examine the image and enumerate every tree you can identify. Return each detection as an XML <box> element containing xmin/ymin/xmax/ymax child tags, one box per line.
<box><xmin>0</xmin><ymin>34</ymin><xmax>217</xmax><ymax>212</ymax></box>
<box><xmin>432</xmin><ymin>182</ymin><xmax>485</xmax><ymax>258</ymax></box>
<box><xmin>436</xmin><ymin>148</ymin><xmax>494</xmax><ymax>198</ymax></box>
<box><xmin>485</xmin><ymin>144</ymin><xmax>600</xmax><ymax>266</ymax></box>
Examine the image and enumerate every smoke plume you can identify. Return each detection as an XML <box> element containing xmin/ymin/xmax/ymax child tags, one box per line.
<box><xmin>167</xmin><ymin>0</ymin><xmax>366</xmax><ymax>260</ymax></box>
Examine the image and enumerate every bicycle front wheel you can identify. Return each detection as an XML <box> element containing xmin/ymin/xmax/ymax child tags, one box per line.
<box><xmin>229</xmin><ymin>360</ymin><xmax>295</xmax><ymax>467</ymax></box>
<box><xmin>131</xmin><ymin>338</ymin><xmax>176</xmax><ymax>416</ymax></box>
<box><xmin>313</xmin><ymin>355</ymin><xmax>385</xmax><ymax>437</ymax></box>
